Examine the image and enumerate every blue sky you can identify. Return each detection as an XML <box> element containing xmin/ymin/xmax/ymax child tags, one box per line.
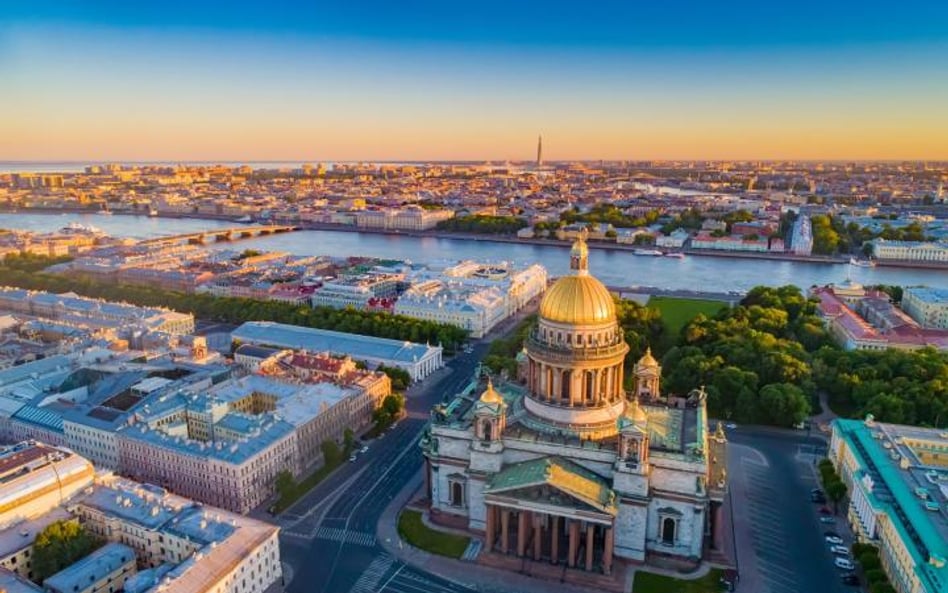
<box><xmin>2</xmin><ymin>1</ymin><xmax>948</xmax><ymax>160</ymax></box>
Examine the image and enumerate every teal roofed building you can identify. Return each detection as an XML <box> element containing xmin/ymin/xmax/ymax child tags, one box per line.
<box><xmin>831</xmin><ymin>417</ymin><xmax>948</xmax><ymax>593</ymax></box>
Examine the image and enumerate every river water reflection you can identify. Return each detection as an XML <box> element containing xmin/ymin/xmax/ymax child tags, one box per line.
<box><xmin>6</xmin><ymin>213</ymin><xmax>948</xmax><ymax>292</ymax></box>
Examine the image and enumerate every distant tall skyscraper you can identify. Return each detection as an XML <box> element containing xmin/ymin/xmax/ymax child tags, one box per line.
<box><xmin>536</xmin><ymin>134</ymin><xmax>543</xmax><ymax>168</ymax></box>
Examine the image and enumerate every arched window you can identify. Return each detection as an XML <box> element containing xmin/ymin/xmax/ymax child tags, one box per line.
<box><xmin>662</xmin><ymin>517</ymin><xmax>676</xmax><ymax>545</ymax></box>
<box><xmin>482</xmin><ymin>420</ymin><xmax>493</xmax><ymax>441</ymax></box>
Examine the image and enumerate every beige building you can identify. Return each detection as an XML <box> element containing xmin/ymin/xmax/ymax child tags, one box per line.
<box><xmin>0</xmin><ymin>443</ymin><xmax>94</xmax><ymax>530</ymax></box>
<box><xmin>73</xmin><ymin>475</ymin><xmax>282</xmax><ymax>593</ymax></box>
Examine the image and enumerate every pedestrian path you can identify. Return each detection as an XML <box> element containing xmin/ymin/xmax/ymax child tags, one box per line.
<box><xmin>460</xmin><ymin>539</ymin><xmax>481</xmax><ymax>562</ymax></box>
<box><xmin>315</xmin><ymin>526</ymin><xmax>377</xmax><ymax>547</ymax></box>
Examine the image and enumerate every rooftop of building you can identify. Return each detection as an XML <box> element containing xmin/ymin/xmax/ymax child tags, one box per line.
<box><xmin>232</xmin><ymin>321</ymin><xmax>442</xmax><ymax>363</ymax></box>
<box><xmin>906</xmin><ymin>287</ymin><xmax>948</xmax><ymax>303</ymax></box>
<box><xmin>834</xmin><ymin>418</ymin><xmax>948</xmax><ymax>592</ymax></box>
<box><xmin>0</xmin><ymin>567</ymin><xmax>43</xmax><ymax>592</ymax></box>
<box><xmin>43</xmin><ymin>542</ymin><xmax>136</xmax><ymax>593</ymax></box>
<box><xmin>432</xmin><ymin>376</ymin><xmax>705</xmax><ymax>460</ymax></box>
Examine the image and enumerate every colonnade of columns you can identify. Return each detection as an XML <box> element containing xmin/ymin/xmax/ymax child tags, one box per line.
<box><xmin>526</xmin><ymin>358</ymin><xmax>624</xmax><ymax>407</ymax></box>
<box><xmin>484</xmin><ymin>504</ymin><xmax>614</xmax><ymax>574</ymax></box>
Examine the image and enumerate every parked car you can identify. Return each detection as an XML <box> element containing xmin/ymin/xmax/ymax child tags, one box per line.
<box><xmin>841</xmin><ymin>574</ymin><xmax>860</xmax><ymax>586</ymax></box>
<box><xmin>824</xmin><ymin>530</ymin><xmax>839</xmax><ymax>538</ymax></box>
<box><xmin>830</xmin><ymin>545</ymin><xmax>850</xmax><ymax>556</ymax></box>
<box><xmin>834</xmin><ymin>557</ymin><xmax>855</xmax><ymax>570</ymax></box>
<box><xmin>820</xmin><ymin>516</ymin><xmax>837</xmax><ymax>524</ymax></box>
<box><xmin>348</xmin><ymin>454</ymin><xmax>357</xmax><ymax>463</ymax></box>
<box><xmin>819</xmin><ymin>506</ymin><xmax>833</xmax><ymax>515</ymax></box>
<box><xmin>360</xmin><ymin>445</ymin><xmax>369</xmax><ymax>453</ymax></box>
<box><xmin>811</xmin><ymin>493</ymin><xmax>827</xmax><ymax>503</ymax></box>
<box><xmin>825</xmin><ymin>535</ymin><xmax>844</xmax><ymax>545</ymax></box>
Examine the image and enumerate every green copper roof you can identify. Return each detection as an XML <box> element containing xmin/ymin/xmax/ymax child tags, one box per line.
<box><xmin>834</xmin><ymin>418</ymin><xmax>948</xmax><ymax>593</ymax></box>
<box><xmin>485</xmin><ymin>456</ymin><xmax>617</xmax><ymax>515</ymax></box>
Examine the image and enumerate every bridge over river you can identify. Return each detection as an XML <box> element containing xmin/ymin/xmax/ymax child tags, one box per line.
<box><xmin>136</xmin><ymin>225</ymin><xmax>297</xmax><ymax>246</ymax></box>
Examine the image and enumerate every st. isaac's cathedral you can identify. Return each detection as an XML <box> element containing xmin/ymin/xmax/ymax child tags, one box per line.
<box><xmin>422</xmin><ymin>234</ymin><xmax>728</xmax><ymax>576</ymax></box>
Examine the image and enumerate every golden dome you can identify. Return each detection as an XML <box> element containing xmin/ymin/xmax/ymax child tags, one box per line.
<box><xmin>539</xmin><ymin>274</ymin><xmax>616</xmax><ymax>325</ymax></box>
<box><xmin>479</xmin><ymin>379</ymin><xmax>504</xmax><ymax>405</ymax></box>
<box><xmin>637</xmin><ymin>347</ymin><xmax>659</xmax><ymax>368</ymax></box>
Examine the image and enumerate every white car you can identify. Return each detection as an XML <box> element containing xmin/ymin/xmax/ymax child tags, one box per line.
<box><xmin>825</xmin><ymin>535</ymin><xmax>844</xmax><ymax>545</ymax></box>
<box><xmin>725</xmin><ymin>423</ymin><xmax>737</xmax><ymax>430</ymax></box>
<box><xmin>834</xmin><ymin>557</ymin><xmax>855</xmax><ymax>570</ymax></box>
<box><xmin>830</xmin><ymin>545</ymin><xmax>850</xmax><ymax>556</ymax></box>
<box><xmin>820</xmin><ymin>516</ymin><xmax>837</xmax><ymax>524</ymax></box>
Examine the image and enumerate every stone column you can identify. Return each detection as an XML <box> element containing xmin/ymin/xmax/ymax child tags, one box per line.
<box><xmin>485</xmin><ymin>505</ymin><xmax>495</xmax><ymax>552</ymax></box>
<box><xmin>533</xmin><ymin>516</ymin><xmax>543</xmax><ymax>560</ymax></box>
<box><xmin>593</xmin><ymin>369</ymin><xmax>601</xmax><ymax>405</ymax></box>
<box><xmin>517</xmin><ymin>511</ymin><xmax>529</xmax><ymax>557</ymax></box>
<box><xmin>604</xmin><ymin>366</ymin><xmax>613</xmax><ymax>402</ymax></box>
<box><xmin>551</xmin><ymin>516</ymin><xmax>560</xmax><ymax>564</ymax></box>
<box><xmin>568</xmin><ymin>520</ymin><xmax>579</xmax><ymax>568</ymax></box>
<box><xmin>617</xmin><ymin>364</ymin><xmax>625</xmax><ymax>398</ymax></box>
<box><xmin>585</xmin><ymin>524</ymin><xmax>595</xmax><ymax>571</ymax></box>
<box><xmin>500</xmin><ymin>508</ymin><xmax>510</xmax><ymax>554</ymax></box>
<box><xmin>552</xmin><ymin>368</ymin><xmax>561</xmax><ymax>403</ymax></box>
<box><xmin>603</xmin><ymin>526</ymin><xmax>614</xmax><ymax>575</ymax></box>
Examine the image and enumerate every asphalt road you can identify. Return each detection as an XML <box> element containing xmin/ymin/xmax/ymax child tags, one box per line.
<box><xmin>279</xmin><ymin>339</ymin><xmax>494</xmax><ymax>593</ymax></box>
<box><xmin>727</xmin><ymin>426</ymin><xmax>859</xmax><ymax>593</ymax></box>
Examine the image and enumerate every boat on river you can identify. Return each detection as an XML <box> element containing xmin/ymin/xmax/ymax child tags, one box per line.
<box><xmin>664</xmin><ymin>252</ymin><xmax>685</xmax><ymax>259</ymax></box>
<box><xmin>633</xmin><ymin>249</ymin><xmax>663</xmax><ymax>256</ymax></box>
<box><xmin>849</xmin><ymin>257</ymin><xmax>876</xmax><ymax>268</ymax></box>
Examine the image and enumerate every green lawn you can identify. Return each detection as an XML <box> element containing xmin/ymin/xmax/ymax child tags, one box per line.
<box><xmin>397</xmin><ymin>510</ymin><xmax>470</xmax><ymax>559</ymax></box>
<box><xmin>632</xmin><ymin>568</ymin><xmax>724</xmax><ymax>593</ymax></box>
<box><xmin>649</xmin><ymin>296</ymin><xmax>728</xmax><ymax>337</ymax></box>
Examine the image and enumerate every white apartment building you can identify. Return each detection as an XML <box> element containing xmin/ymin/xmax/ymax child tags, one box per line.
<box><xmin>902</xmin><ymin>287</ymin><xmax>948</xmax><ymax>329</ymax></box>
<box><xmin>355</xmin><ymin>206</ymin><xmax>454</xmax><ymax>231</ymax></box>
<box><xmin>394</xmin><ymin>261</ymin><xmax>547</xmax><ymax>338</ymax></box>
<box><xmin>872</xmin><ymin>240</ymin><xmax>948</xmax><ymax>263</ymax></box>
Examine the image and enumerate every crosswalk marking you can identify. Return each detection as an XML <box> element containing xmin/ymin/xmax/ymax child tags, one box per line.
<box><xmin>316</xmin><ymin>526</ymin><xmax>377</xmax><ymax>547</ymax></box>
<box><xmin>350</xmin><ymin>554</ymin><xmax>394</xmax><ymax>593</ymax></box>
<box><xmin>460</xmin><ymin>539</ymin><xmax>481</xmax><ymax>562</ymax></box>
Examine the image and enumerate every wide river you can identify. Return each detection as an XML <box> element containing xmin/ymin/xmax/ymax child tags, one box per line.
<box><xmin>5</xmin><ymin>213</ymin><xmax>948</xmax><ymax>291</ymax></box>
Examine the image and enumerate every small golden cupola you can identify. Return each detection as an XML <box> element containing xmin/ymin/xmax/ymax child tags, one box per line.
<box><xmin>474</xmin><ymin>378</ymin><xmax>506</xmax><ymax>442</ymax></box>
<box><xmin>478</xmin><ymin>378</ymin><xmax>505</xmax><ymax>406</ymax></box>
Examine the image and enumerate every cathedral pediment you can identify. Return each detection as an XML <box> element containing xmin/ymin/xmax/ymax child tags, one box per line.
<box><xmin>484</xmin><ymin>456</ymin><xmax>617</xmax><ymax>516</ymax></box>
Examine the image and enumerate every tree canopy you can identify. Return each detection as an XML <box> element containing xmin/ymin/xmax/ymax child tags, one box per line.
<box><xmin>659</xmin><ymin>286</ymin><xmax>827</xmax><ymax>425</ymax></box>
<box><xmin>32</xmin><ymin>520</ymin><xmax>102</xmax><ymax>582</ymax></box>
<box><xmin>436</xmin><ymin>215</ymin><xmax>527</xmax><ymax>235</ymax></box>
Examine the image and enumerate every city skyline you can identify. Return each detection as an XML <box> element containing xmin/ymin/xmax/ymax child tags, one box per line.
<box><xmin>2</xmin><ymin>1</ymin><xmax>948</xmax><ymax>161</ymax></box>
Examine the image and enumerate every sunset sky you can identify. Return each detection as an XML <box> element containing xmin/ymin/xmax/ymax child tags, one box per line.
<box><xmin>2</xmin><ymin>1</ymin><xmax>948</xmax><ymax>161</ymax></box>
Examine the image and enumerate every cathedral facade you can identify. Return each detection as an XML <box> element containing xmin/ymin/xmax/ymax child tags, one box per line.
<box><xmin>422</xmin><ymin>234</ymin><xmax>727</xmax><ymax>574</ymax></box>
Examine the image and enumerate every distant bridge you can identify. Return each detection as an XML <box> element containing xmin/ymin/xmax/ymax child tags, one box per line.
<box><xmin>137</xmin><ymin>225</ymin><xmax>297</xmax><ymax>247</ymax></box>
